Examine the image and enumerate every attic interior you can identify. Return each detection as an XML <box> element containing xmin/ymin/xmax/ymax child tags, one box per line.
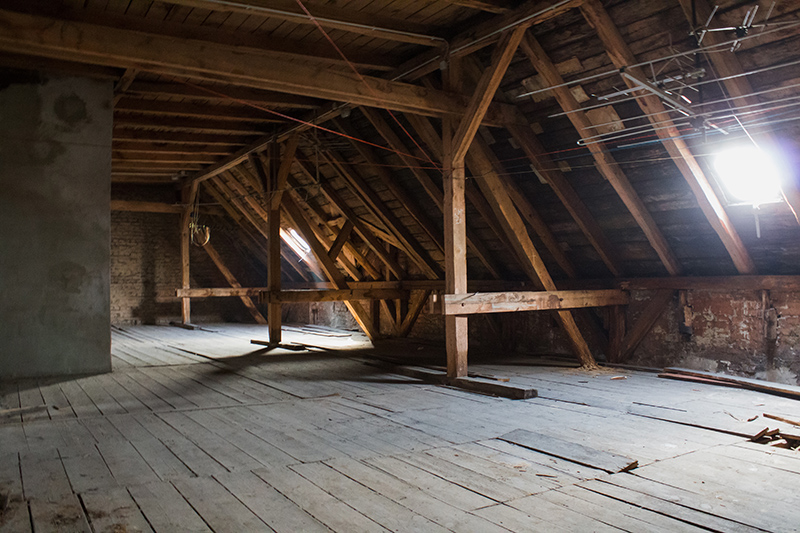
<box><xmin>2</xmin><ymin>0</ymin><xmax>800</xmax><ymax>531</ymax></box>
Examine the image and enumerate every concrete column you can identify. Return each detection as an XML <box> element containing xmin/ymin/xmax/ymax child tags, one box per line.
<box><xmin>0</xmin><ymin>71</ymin><xmax>113</xmax><ymax>379</ymax></box>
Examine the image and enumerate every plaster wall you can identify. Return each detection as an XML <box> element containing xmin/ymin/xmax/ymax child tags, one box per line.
<box><xmin>0</xmin><ymin>72</ymin><xmax>112</xmax><ymax>379</ymax></box>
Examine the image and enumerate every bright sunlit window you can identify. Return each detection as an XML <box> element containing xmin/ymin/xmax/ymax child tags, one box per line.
<box><xmin>280</xmin><ymin>227</ymin><xmax>312</xmax><ymax>259</ymax></box>
<box><xmin>713</xmin><ymin>145</ymin><xmax>783</xmax><ymax>207</ymax></box>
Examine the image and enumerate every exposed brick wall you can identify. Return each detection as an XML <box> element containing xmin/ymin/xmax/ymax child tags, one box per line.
<box><xmin>111</xmin><ymin>185</ymin><xmax>263</xmax><ymax>325</ymax></box>
<box><xmin>629</xmin><ymin>290</ymin><xmax>800</xmax><ymax>385</ymax></box>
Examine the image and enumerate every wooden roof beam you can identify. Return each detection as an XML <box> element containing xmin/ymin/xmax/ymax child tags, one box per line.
<box><xmin>360</xmin><ymin>107</ymin><xmax>505</xmax><ymax>279</ymax></box>
<box><xmin>0</xmin><ymin>9</ymin><xmax>518</xmax><ymax>126</ymax></box>
<box><xmin>334</xmin><ymin>118</ymin><xmax>445</xmax><ymax>254</ymax></box>
<box><xmin>157</xmin><ymin>0</ymin><xmax>446</xmax><ymax>47</ymax></box>
<box><xmin>518</xmin><ymin>33</ymin><xmax>675</xmax><ymax>275</ymax></box>
<box><xmin>391</xmin><ymin>0</ymin><xmax>585</xmax><ymax>81</ymax></box>
<box><xmin>452</xmin><ymin>23</ymin><xmax>529</xmax><ymax>163</ymax></box>
<box><xmin>470</xmin><ymin>135</ymin><xmax>598</xmax><ymax>368</ymax></box>
<box><xmin>292</xmin><ymin>156</ymin><xmax>405</xmax><ymax>280</ymax></box>
<box><xmin>321</xmin><ymin>150</ymin><xmax>442</xmax><ymax>280</ymax></box>
<box><xmin>123</xmin><ymin>81</ymin><xmax>323</xmax><ymax>110</ymax></box>
<box><xmin>580</xmin><ymin>0</ymin><xmax>755</xmax><ymax>275</ymax></box>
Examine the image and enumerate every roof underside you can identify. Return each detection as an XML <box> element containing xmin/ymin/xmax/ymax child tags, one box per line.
<box><xmin>3</xmin><ymin>0</ymin><xmax>800</xmax><ymax>282</ymax></box>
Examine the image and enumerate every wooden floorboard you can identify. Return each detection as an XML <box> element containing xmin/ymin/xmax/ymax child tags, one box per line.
<box><xmin>0</xmin><ymin>324</ymin><xmax>798</xmax><ymax>532</ymax></box>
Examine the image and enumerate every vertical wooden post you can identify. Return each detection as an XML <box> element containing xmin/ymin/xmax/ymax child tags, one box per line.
<box><xmin>607</xmin><ymin>306</ymin><xmax>625</xmax><ymax>364</ymax></box>
<box><xmin>180</xmin><ymin>181</ymin><xmax>197</xmax><ymax>324</ymax></box>
<box><xmin>266</xmin><ymin>144</ymin><xmax>282</xmax><ymax>344</ymax></box>
<box><xmin>444</xmin><ymin>59</ymin><xmax>468</xmax><ymax>378</ymax></box>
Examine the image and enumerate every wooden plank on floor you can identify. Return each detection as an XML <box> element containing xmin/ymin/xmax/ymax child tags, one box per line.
<box><xmin>510</xmin><ymin>491</ymin><xmax>627</xmax><ymax>532</ymax></box>
<box><xmin>499</xmin><ymin>429</ymin><xmax>638</xmax><ymax>473</ymax></box>
<box><xmin>81</xmin><ymin>487</ymin><xmax>154</xmax><ymax>533</ymax></box>
<box><xmin>133</xmin><ymin>413</ymin><xmax>231</xmax><ymax>477</ymax></box>
<box><xmin>0</xmin><ymin>453</ymin><xmax>30</xmax><ymax>533</ymax></box>
<box><xmin>324</xmin><ymin>457</ymin><xmax>513</xmax><ymax>533</ymax></box>
<box><xmin>172</xmin><ymin>476</ymin><xmax>274</xmax><ymax>532</ymax></box>
<box><xmin>539</xmin><ymin>485</ymin><xmax>699</xmax><ymax>533</ymax></box>
<box><xmin>19</xmin><ymin>450</ymin><xmax>72</xmax><ymax>502</ymax></box>
<box><xmin>96</xmin><ymin>440</ymin><xmax>161</xmax><ymax>487</ymax></box>
<box><xmin>29</xmin><ymin>494</ymin><xmax>90</xmax><ymax>533</ymax></box>
<box><xmin>473</xmin><ymin>502</ymin><xmax>564</xmax><ymax>532</ymax></box>
<box><xmin>579</xmin><ymin>478</ymin><xmax>763</xmax><ymax>533</ymax></box>
<box><xmin>364</xmin><ymin>455</ymin><xmax>495</xmax><ymax>512</ymax></box>
<box><xmin>394</xmin><ymin>450</ymin><xmax>528</xmax><ymax>502</ymax></box>
<box><xmin>214</xmin><ymin>471</ymin><xmax>330</xmax><ymax>533</ymax></box>
<box><xmin>253</xmin><ymin>465</ymin><xmax>388</xmax><ymax>533</ymax></box>
<box><xmin>291</xmin><ymin>461</ymin><xmax>449</xmax><ymax>532</ymax></box>
<box><xmin>57</xmin><ymin>380</ymin><xmax>101</xmax><ymax>418</ymax></box>
<box><xmin>106</xmin><ymin>414</ymin><xmax>198</xmax><ymax>480</ymax></box>
<box><xmin>128</xmin><ymin>481</ymin><xmax>213</xmax><ymax>533</ymax></box>
<box><xmin>156</xmin><ymin>412</ymin><xmax>263</xmax><ymax>472</ymax></box>
<box><xmin>182</xmin><ymin>409</ymin><xmax>296</xmax><ymax>468</ymax></box>
<box><xmin>59</xmin><ymin>446</ymin><xmax>117</xmax><ymax>493</ymax></box>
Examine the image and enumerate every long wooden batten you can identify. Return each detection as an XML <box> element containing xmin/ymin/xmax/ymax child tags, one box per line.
<box><xmin>441</xmin><ymin>289</ymin><xmax>629</xmax><ymax>315</ymax></box>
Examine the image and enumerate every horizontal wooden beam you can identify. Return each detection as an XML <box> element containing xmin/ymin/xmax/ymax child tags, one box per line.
<box><xmin>0</xmin><ymin>9</ymin><xmax>518</xmax><ymax>126</ymax></box>
<box><xmin>260</xmin><ymin>289</ymin><xmax>410</xmax><ymax>304</ymax></box>
<box><xmin>442</xmin><ymin>289</ymin><xmax>629</xmax><ymax>315</ymax></box>
<box><xmin>158</xmin><ymin>0</ymin><xmax>443</xmax><ymax>47</ymax></box>
<box><xmin>124</xmin><ymin>81</ymin><xmax>323</xmax><ymax>109</ymax></box>
<box><xmin>618</xmin><ymin>276</ymin><xmax>800</xmax><ymax>292</ymax></box>
<box><xmin>111</xmin><ymin>200</ymin><xmax>183</xmax><ymax>214</ymax></box>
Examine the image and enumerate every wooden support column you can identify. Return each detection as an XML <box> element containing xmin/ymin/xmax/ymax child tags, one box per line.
<box><xmin>179</xmin><ymin>180</ymin><xmax>198</xmax><ymax>324</ymax></box>
<box><xmin>203</xmin><ymin>243</ymin><xmax>267</xmax><ymax>324</ymax></box>
<box><xmin>444</xmin><ymin>56</ymin><xmax>469</xmax><ymax>378</ymax></box>
<box><xmin>266</xmin><ymin>143</ymin><xmax>283</xmax><ymax>344</ymax></box>
<box><xmin>580</xmin><ymin>0</ymin><xmax>755</xmax><ymax>274</ymax></box>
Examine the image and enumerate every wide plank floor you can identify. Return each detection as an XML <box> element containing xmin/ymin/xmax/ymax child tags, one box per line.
<box><xmin>1</xmin><ymin>324</ymin><xmax>798</xmax><ymax>532</ymax></box>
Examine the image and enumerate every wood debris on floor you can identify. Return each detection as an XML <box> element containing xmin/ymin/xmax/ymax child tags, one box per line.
<box><xmin>0</xmin><ymin>325</ymin><xmax>799</xmax><ymax>532</ymax></box>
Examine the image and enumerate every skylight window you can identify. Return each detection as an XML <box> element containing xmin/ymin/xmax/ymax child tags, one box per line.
<box><xmin>280</xmin><ymin>227</ymin><xmax>312</xmax><ymax>259</ymax></box>
<box><xmin>713</xmin><ymin>145</ymin><xmax>783</xmax><ymax>207</ymax></box>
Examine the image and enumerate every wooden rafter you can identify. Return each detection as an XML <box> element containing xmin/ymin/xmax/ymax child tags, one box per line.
<box><xmin>580</xmin><ymin>0</ymin><xmax>755</xmax><ymax>275</ymax></box>
<box><xmin>391</xmin><ymin>0</ymin><xmax>585</xmax><ymax>81</ymax></box>
<box><xmin>360</xmin><ymin>108</ymin><xmax>503</xmax><ymax>278</ymax></box>
<box><xmin>405</xmin><ymin>112</ymin><xmax>520</xmax><ymax>253</ymax></box>
<box><xmin>156</xmin><ymin>0</ymin><xmax>443</xmax><ymax>47</ymax></box>
<box><xmin>203</xmin><ymin>243</ymin><xmax>268</xmax><ymax>325</ymax></box>
<box><xmin>506</xmin><ymin>122</ymin><xmax>623</xmax><ymax>277</ymax></box>
<box><xmin>320</xmin><ymin>149</ymin><xmax>442</xmax><ymax>279</ymax></box>
<box><xmin>291</xmin><ymin>156</ymin><xmax>405</xmax><ymax>280</ymax></box>
<box><xmin>452</xmin><ymin>23</ymin><xmax>529</xmax><ymax>162</ymax></box>
<box><xmin>470</xmin><ymin>140</ymin><xmax>598</xmax><ymax>368</ymax></box>
<box><xmin>281</xmin><ymin>195</ymin><xmax>378</xmax><ymax>340</ymax></box>
<box><xmin>334</xmin><ymin>118</ymin><xmax>445</xmax><ymax>254</ymax></box>
<box><xmin>470</xmin><ymin>137</ymin><xmax>578</xmax><ymax>279</ymax></box>
<box><xmin>519</xmin><ymin>33</ymin><xmax>681</xmax><ymax>276</ymax></box>
<box><xmin>124</xmin><ymin>81</ymin><xmax>323</xmax><ymax>109</ymax></box>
